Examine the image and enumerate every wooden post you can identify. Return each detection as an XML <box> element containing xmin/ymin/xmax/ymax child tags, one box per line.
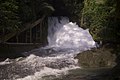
<box><xmin>40</xmin><ymin>23</ymin><xmax>42</xmax><ymax>43</ymax></box>
<box><xmin>16</xmin><ymin>35</ymin><xmax>19</xmax><ymax>43</ymax></box>
<box><xmin>0</xmin><ymin>16</ymin><xmax>45</xmax><ymax>42</ymax></box>
<box><xmin>2</xmin><ymin>28</ymin><xmax>5</xmax><ymax>42</ymax></box>
<box><xmin>26</xmin><ymin>31</ymin><xmax>27</xmax><ymax>43</ymax></box>
<box><xmin>30</xmin><ymin>28</ymin><xmax>32</xmax><ymax>43</ymax></box>
<box><xmin>35</xmin><ymin>26</ymin><xmax>37</xmax><ymax>43</ymax></box>
<box><xmin>2</xmin><ymin>28</ymin><xmax>5</xmax><ymax>35</ymax></box>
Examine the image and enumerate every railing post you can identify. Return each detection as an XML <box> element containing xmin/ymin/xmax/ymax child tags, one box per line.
<box><xmin>30</xmin><ymin>28</ymin><xmax>32</xmax><ymax>43</ymax></box>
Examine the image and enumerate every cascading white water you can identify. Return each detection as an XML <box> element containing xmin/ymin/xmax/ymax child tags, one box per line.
<box><xmin>0</xmin><ymin>17</ymin><xmax>96</xmax><ymax>80</ymax></box>
<box><xmin>48</xmin><ymin>17</ymin><xmax>96</xmax><ymax>50</ymax></box>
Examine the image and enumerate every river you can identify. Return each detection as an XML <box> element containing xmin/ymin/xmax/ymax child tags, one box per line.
<box><xmin>0</xmin><ymin>17</ymin><xmax>101</xmax><ymax>80</ymax></box>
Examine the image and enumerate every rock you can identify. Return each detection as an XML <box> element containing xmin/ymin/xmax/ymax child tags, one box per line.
<box><xmin>75</xmin><ymin>47</ymin><xmax>116</xmax><ymax>68</ymax></box>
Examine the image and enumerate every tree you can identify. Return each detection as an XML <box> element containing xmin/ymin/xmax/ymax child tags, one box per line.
<box><xmin>0</xmin><ymin>0</ymin><xmax>21</xmax><ymax>34</ymax></box>
<box><xmin>63</xmin><ymin>0</ymin><xmax>84</xmax><ymax>25</ymax></box>
<box><xmin>81</xmin><ymin>0</ymin><xmax>116</xmax><ymax>42</ymax></box>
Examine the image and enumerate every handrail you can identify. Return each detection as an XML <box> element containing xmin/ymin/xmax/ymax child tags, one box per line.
<box><xmin>0</xmin><ymin>16</ymin><xmax>45</xmax><ymax>43</ymax></box>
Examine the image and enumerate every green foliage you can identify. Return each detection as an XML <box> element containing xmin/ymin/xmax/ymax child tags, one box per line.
<box><xmin>19</xmin><ymin>0</ymin><xmax>54</xmax><ymax>23</ymax></box>
<box><xmin>40</xmin><ymin>2</ymin><xmax>55</xmax><ymax>15</ymax></box>
<box><xmin>63</xmin><ymin>0</ymin><xmax>83</xmax><ymax>16</ymax></box>
<box><xmin>0</xmin><ymin>0</ymin><xmax>54</xmax><ymax>35</ymax></box>
<box><xmin>63</xmin><ymin>0</ymin><xmax>84</xmax><ymax>24</ymax></box>
<box><xmin>0</xmin><ymin>0</ymin><xmax>21</xmax><ymax>33</ymax></box>
<box><xmin>82</xmin><ymin>0</ymin><xmax>116</xmax><ymax>42</ymax></box>
<box><xmin>1</xmin><ymin>0</ymin><xmax>119</xmax><ymax>44</ymax></box>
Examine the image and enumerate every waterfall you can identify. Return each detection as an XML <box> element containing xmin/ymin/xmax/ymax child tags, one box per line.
<box><xmin>48</xmin><ymin>17</ymin><xmax>96</xmax><ymax>50</ymax></box>
<box><xmin>0</xmin><ymin>17</ymin><xmax>96</xmax><ymax>80</ymax></box>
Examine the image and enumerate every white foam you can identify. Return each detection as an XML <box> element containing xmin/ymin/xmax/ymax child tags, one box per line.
<box><xmin>17</xmin><ymin>66</ymin><xmax>79</xmax><ymax>80</ymax></box>
<box><xmin>0</xmin><ymin>17</ymin><xmax>96</xmax><ymax>80</ymax></box>
<box><xmin>16</xmin><ymin>54</ymin><xmax>80</xmax><ymax>80</ymax></box>
<box><xmin>0</xmin><ymin>58</ymin><xmax>13</xmax><ymax>65</ymax></box>
<box><xmin>48</xmin><ymin>17</ymin><xmax>96</xmax><ymax>50</ymax></box>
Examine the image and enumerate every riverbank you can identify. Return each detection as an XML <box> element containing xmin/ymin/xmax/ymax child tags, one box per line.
<box><xmin>75</xmin><ymin>44</ymin><xmax>120</xmax><ymax>80</ymax></box>
<box><xmin>0</xmin><ymin>43</ymin><xmax>42</xmax><ymax>61</ymax></box>
<box><xmin>53</xmin><ymin>68</ymin><xmax>113</xmax><ymax>80</ymax></box>
<box><xmin>1</xmin><ymin>43</ymin><xmax>120</xmax><ymax>80</ymax></box>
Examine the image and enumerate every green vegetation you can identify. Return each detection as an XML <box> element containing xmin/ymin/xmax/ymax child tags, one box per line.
<box><xmin>19</xmin><ymin>0</ymin><xmax>54</xmax><ymax>23</ymax></box>
<box><xmin>1</xmin><ymin>0</ymin><xmax>119</xmax><ymax>43</ymax></box>
<box><xmin>0</xmin><ymin>0</ymin><xmax>55</xmax><ymax>43</ymax></box>
<box><xmin>63</xmin><ymin>0</ymin><xmax>84</xmax><ymax>24</ymax></box>
<box><xmin>0</xmin><ymin>0</ymin><xmax>21</xmax><ymax>34</ymax></box>
<box><xmin>81</xmin><ymin>0</ymin><xmax>117</xmax><ymax>42</ymax></box>
<box><xmin>0</xmin><ymin>0</ymin><xmax>120</xmax><ymax>79</ymax></box>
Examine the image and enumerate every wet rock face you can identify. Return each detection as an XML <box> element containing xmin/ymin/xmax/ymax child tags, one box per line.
<box><xmin>75</xmin><ymin>47</ymin><xmax>116</xmax><ymax>68</ymax></box>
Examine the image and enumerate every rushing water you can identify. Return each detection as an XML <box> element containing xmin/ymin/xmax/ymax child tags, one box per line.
<box><xmin>0</xmin><ymin>17</ymin><xmax>96</xmax><ymax>80</ymax></box>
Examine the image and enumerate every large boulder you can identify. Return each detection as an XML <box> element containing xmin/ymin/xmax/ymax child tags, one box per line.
<box><xmin>75</xmin><ymin>47</ymin><xmax>116</xmax><ymax>68</ymax></box>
